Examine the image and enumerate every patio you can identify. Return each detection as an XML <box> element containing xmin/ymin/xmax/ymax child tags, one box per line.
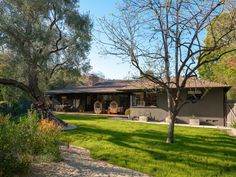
<box><xmin>55</xmin><ymin>111</ymin><xmax>128</xmax><ymax>118</ymax></box>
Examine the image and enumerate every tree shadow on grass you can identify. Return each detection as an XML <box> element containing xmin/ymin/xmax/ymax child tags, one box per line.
<box><xmin>63</xmin><ymin>123</ymin><xmax>236</xmax><ymax>175</ymax></box>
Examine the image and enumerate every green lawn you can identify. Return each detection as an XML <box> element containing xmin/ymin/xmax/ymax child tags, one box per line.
<box><xmin>60</xmin><ymin>114</ymin><xmax>236</xmax><ymax>177</ymax></box>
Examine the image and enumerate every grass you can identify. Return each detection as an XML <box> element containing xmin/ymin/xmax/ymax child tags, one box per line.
<box><xmin>60</xmin><ymin>114</ymin><xmax>236</xmax><ymax>177</ymax></box>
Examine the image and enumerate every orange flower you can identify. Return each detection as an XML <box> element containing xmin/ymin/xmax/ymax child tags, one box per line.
<box><xmin>38</xmin><ymin>119</ymin><xmax>62</xmax><ymax>132</ymax></box>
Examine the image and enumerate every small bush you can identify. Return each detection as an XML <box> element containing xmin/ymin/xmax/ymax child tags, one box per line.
<box><xmin>0</xmin><ymin>100</ymin><xmax>31</xmax><ymax>118</ymax></box>
<box><xmin>0</xmin><ymin>101</ymin><xmax>9</xmax><ymax>116</ymax></box>
<box><xmin>232</xmin><ymin>121</ymin><xmax>236</xmax><ymax>128</ymax></box>
<box><xmin>34</xmin><ymin>119</ymin><xmax>62</xmax><ymax>162</ymax></box>
<box><xmin>125</xmin><ymin>108</ymin><xmax>130</xmax><ymax>115</ymax></box>
<box><xmin>0</xmin><ymin>111</ymin><xmax>62</xmax><ymax>176</ymax></box>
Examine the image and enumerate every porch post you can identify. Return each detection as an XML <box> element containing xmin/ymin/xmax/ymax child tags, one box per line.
<box><xmin>144</xmin><ymin>91</ymin><xmax>146</xmax><ymax>107</ymax></box>
<box><xmin>130</xmin><ymin>94</ymin><xmax>132</xmax><ymax>108</ymax></box>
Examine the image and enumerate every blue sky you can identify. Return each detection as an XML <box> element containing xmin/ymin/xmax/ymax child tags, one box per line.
<box><xmin>80</xmin><ymin>0</ymin><xmax>134</xmax><ymax>79</ymax></box>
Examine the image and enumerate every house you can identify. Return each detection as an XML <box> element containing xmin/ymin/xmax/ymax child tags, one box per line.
<box><xmin>46</xmin><ymin>77</ymin><xmax>230</xmax><ymax>126</ymax></box>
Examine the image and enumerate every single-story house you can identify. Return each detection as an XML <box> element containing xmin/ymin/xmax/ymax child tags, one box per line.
<box><xmin>46</xmin><ymin>77</ymin><xmax>230</xmax><ymax>126</ymax></box>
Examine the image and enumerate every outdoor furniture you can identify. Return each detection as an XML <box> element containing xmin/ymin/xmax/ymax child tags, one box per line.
<box><xmin>117</xmin><ymin>107</ymin><xmax>124</xmax><ymax>114</ymax></box>
<box><xmin>94</xmin><ymin>101</ymin><xmax>102</xmax><ymax>114</ymax></box>
<box><xmin>139</xmin><ymin>116</ymin><xmax>148</xmax><ymax>122</ymax></box>
<box><xmin>55</xmin><ymin>104</ymin><xmax>65</xmax><ymax>112</ymax></box>
<box><xmin>109</xmin><ymin>101</ymin><xmax>118</xmax><ymax>114</ymax></box>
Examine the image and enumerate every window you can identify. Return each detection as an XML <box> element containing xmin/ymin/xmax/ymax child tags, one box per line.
<box><xmin>187</xmin><ymin>90</ymin><xmax>202</xmax><ymax>103</ymax></box>
<box><xmin>145</xmin><ymin>92</ymin><xmax>157</xmax><ymax>106</ymax></box>
<box><xmin>132</xmin><ymin>93</ymin><xmax>145</xmax><ymax>106</ymax></box>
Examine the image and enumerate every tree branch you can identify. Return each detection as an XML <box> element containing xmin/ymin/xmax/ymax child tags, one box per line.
<box><xmin>0</xmin><ymin>78</ymin><xmax>30</xmax><ymax>95</ymax></box>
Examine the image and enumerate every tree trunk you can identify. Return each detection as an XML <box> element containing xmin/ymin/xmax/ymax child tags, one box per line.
<box><xmin>165</xmin><ymin>90</ymin><xmax>177</xmax><ymax>144</ymax></box>
<box><xmin>29</xmin><ymin>84</ymin><xmax>68</xmax><ymax>126</ymax></box>
<box><xmin>166</xmin><ymin>114</ymin><xmax>176</xmax><ymax>143</ymax></box>
<box><xmin>27</xmin><ymin>68</ymin><xmax>48</xmax><ymax>118</ymax></box>
<box><xmin>30</xmin><ymin>69</ymin><xmax>69</xmax><ymax>126</ymax></box>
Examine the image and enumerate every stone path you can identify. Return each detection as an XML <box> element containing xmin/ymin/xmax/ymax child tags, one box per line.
<box><xmin>29</xmin><ymin>146</ymin><xmax>150</xmax><ymax>177</ymax></box>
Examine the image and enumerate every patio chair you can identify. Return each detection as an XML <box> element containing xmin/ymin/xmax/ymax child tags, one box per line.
<box><xmin>94</xmin><ymin>101</ymin><xmax>102</xmax><ymax>114</ymax></box>
<box><xmin>109</xmin><ymin>101</ymin><xmax>118</xmax><ymax>114</ymax></box>
<box><xmin>55</xmin><ymin>104</ymin><xmax>64</xmax><ymax>112</ymax></box>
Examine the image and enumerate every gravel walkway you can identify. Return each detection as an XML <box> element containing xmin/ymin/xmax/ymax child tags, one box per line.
<box><xmin>29</xmin><ymin>145</ymin><xmax>150</xmax><ymax>177</ymax></box>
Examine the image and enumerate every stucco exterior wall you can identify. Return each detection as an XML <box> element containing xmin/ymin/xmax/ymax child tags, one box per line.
<box><xmin>130</xmin><ymin>107</ymin><xmax>168</xmax><ymax>121</ymax></box>
<box><xmin>130</xmin><ymin>88</ymin><xmax>226</xmax><ymax>126</ymax></box>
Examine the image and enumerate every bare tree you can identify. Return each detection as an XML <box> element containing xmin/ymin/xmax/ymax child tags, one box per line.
<box><xmin>98</xmin><ymin>0</ymin><xmax>236</xmax><ymax>143</ymax></box>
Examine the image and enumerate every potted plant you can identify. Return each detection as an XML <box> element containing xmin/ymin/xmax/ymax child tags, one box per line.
<box><xmin>189</xmin><ymin>114</ymin><xmax>200</xmax><ymax>126</ymax></box>
<box><xmin>79</xmin><ymin>105</ymin><xmax>84</xmax><ymax>112</ymax></box>
<box><xmin>125</xmin><ymin>108</ymin><xmax>131</xmax><ymax>119</ymax></box>
<box><xmin>231</xmin><ymin>121</ymin><xmax>236</xmax><ymax>136</ymax></box>
<box><xmin>165</xmin><ymin>116</ymin><xmax>171</xmax><ymax>123</ymax></box>
<box><xmin>139</xmin><ymin>115</ymin><xmax>148</xmax><ymax>122</ymax></box>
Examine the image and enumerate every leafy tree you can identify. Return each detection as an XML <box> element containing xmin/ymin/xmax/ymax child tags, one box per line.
<box><xmin>48</xmin><ymin>68</ymin><xmax>90</xmax><ymax>89</ymax></box>
<box><xmin>0</xmin><ymin>0</ymin><xmax>92</xmax><ymax>121</ymax></box>
<box><xmin>0</xmin><ymin>53</ymin><xmax>31</xmax><ymax>116</ymax></box>
<box><xmin>99</xmin><ymin>0</ymin><xmax>236</xmax><ymax>143</ymax></box>
<box><xmin>199</xmin><ymin>12</ymin><xmax>236</xmax><ymax>100</ymax></box>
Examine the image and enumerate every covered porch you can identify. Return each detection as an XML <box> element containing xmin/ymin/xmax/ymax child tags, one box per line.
<box><xmin>48</xmin><ymin>92</ymin><xmax>131</xmax><ymax>115</ymax></box>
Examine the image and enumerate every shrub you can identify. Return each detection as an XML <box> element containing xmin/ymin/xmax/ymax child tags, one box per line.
<box><xmin>125</xmin><ymin>108</ymin><xmax>130</xmax><ymax>115</ymax></box>
<box><xmin>232</xmin><ymin>121</ymin><xmax>236</xmax><ymax>128</ymax></box>
<box><xmin>0</xmin><ymin>113</ymin><xmax>8</xmax><ymax>125</ymax></box>
<box><xmin>0</xmin><ymin>114</ymin><xmax>33</xmax><ymax>176</ymax></box>
<box><xmin>0</xmin><ymin>111</ymin><xmax>62</xmax><ymax>176</ymax></box>
<box><xmin>34</xmin><ymin>119</ymin><xmax>62</xmax><ymax>162</ymax></box>
<box><xmin>0</xmin><ymin>100</ymin><xmax>31</xmax><ymax>118</ymax></box>
<box><xmin>79</xmin><ymin>105</ymin><xmax>85</xmax><ymax>112</ymax></box>
<box><xmin>0</xmin><ymin>101</ymin><xmax>9</xmax><ymax>116</ymax></box>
